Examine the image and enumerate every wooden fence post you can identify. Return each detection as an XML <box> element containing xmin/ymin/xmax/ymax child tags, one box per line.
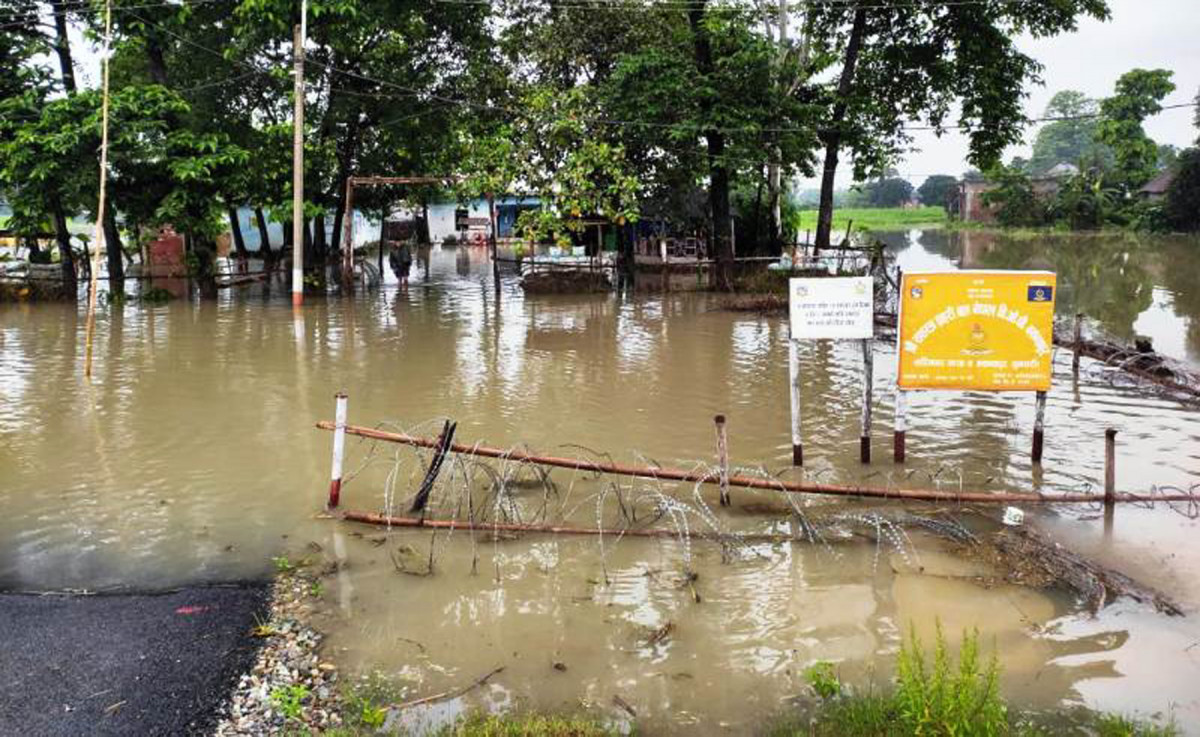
<box><xmin>714</xmin><ymin>414</ymin><xmax>730</xmax><ymax>506</ymax></box>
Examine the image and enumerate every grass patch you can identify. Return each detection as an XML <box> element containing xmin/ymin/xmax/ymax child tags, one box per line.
<box><xmin>768</xmin><ymin>625</ymin><xmax>1176</xmax><ymax>737</ymax></box>
<box><xmin>792</xmin><ymin>206</ymin><xmax>948</xmax><ymax>234</ymax></box>
<box><xmin>435</xmin><ymin>713</ymin><xmax>619</xmax><ymax>736</ymax></box>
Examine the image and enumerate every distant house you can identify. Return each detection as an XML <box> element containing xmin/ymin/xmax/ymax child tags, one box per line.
<box><xmin>955</xmin><ymin>163</ymin><xmax>1078</xmax><ymax>224</ymax></box>
<box><xmin>1138</xmin><ymin>171</ymin><xmax>1175</xmax><ymax>202</ymax></box>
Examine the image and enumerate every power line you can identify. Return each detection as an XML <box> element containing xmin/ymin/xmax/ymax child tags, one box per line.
<box><xmin>71</xmin><ymin>5</ymin><xmax>1200</xmax><ymax>140</ymax></box>
<box><xmin>0</xmin><ymin>0</ymin><xmax>229</xmax><ymax>23</ymax></box>
<box><xmin>430</xmin><ymin>0</ymin><xmax>1088</xmax><ymax>11</ymax></box>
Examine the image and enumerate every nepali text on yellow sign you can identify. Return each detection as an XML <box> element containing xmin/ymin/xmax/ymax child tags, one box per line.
<box><xmin>897</xmin><ymin>271</ymin><xmax>1057</xmax><ymax>391</ymax></box>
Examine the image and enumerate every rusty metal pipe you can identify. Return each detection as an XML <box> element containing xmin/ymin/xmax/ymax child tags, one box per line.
<box><xmin>340</xmin><ymin>510</ymin><xmax>794</xmax><ymax>542</ymax></box>
<box><xmin>315</xmin><ymin>422</ymin><xmax>1194</xmax><ymax>506</ymax></box>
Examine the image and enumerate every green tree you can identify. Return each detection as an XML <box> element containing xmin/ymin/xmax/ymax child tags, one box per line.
<box><xmin>861</xmin><ymin>177</ymin><xmax>914</xmax><ymax>207</ymax></box>
<box><xmin>981</xmin><ymin>165</ymin><xmax>1047</xmax><ymax>228</ymax></box>
<box><xmin>1165</xmin><ymin>148</ymin><xmax>1200</xmax><ymax>232</ymax></box>
<box><xmin>1051</xmin><ymin>168</ymin><xmax>1116</xmax><ymax>230</ymax></box>
<box><xmin>1095</xmin><ymin>68</ymin><xmax>1175</xmax><ymax>193</ymax></box>
<box><xmin>917</xmin><ymin>175</ymin><xmax>958</xmax><ymax>210</ymax></box>
<box><xmin>1028</xmin><ymin>90</ymin><xmax>1113</xmax><ymax>174</ymax></box>
<box><xmin>808</xmin><ymin>0</ymin><xmax>1110</xmax><ymax>250</ymax></box>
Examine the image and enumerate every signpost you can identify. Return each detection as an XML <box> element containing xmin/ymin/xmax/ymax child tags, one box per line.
<box><xmin>894</xmin><ymin>270</ymin><xmax>1057</xmax><ymax>463</ymax></box>
<box><xmin>788</xmin><ymin>276</ymin><xmax>874</xmax><ymax>465</ymax></box>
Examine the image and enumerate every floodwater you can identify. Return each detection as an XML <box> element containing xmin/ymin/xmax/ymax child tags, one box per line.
<box><xmin>2</xmin><ymin>229</ymin><xmax>1199</xmax><ymax>733</ymax></box>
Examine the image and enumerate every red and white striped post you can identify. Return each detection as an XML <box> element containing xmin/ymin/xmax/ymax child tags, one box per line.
<box><xmin>328</xmin><ymin>391</ymin><xmax>348</xmax><ymax>508</ymax></box>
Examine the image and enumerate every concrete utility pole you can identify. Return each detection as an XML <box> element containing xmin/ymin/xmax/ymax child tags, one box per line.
<box><xmin>291</xmin><ymin>0</ymin><xmax>307</xmax><ymax>307</ymax></box>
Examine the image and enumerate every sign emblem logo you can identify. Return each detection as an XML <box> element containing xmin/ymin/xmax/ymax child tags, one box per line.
<box><xmin>1027</xmin><ymin>285</ymin><xmax>1052</xmax><ymax>302</ymax></box>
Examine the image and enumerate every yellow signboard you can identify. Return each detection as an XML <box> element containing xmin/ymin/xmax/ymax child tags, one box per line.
<box><xmin>897</xmin><ymin>271</ymin><xmax>1057</xmax><ymax>391</ymax></box>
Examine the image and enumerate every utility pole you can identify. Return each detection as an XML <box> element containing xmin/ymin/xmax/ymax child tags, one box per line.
<box><xmin>291</xmin><ymin>0</ymin><xmax>307</xmax><ymax>307</ymax></box>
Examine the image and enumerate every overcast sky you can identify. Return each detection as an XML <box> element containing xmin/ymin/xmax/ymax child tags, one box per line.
<box><xmin>800</xmin><ymin>0</ymin><xmax>1200</xmax><ymax>189</ymax></box>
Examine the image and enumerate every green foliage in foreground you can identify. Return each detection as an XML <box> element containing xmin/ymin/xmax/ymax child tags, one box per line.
<box><xmin>791</xmin><ymin>207</ymin><xmax>947</xmax><ymax>236</ymax></box>
<box><xmin>767</xmin><ymin>625</ymin><xmax>1176</xmax><ymax>737</ymax></box>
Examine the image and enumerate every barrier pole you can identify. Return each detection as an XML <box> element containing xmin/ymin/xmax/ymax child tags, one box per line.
<box><xmin>893</xmin><ymin>389</ymin><xmax>908</xmax><ymax>463</ymax></box>
<box><xmin>1072</xmin><ymin>313</ymin><xmax>1083</xmax><ymax>376</ymax></box>
<box><xmin>860</xmin><ymin>338</ymin><xmax>873</xmax><ymax>463</ymax></box>
<box><xmin>1104</xmin><ymin>428</ymin><xmax>1117</xmax><ymax>531</ymax></box>
<box><xmin>1032</xmin><ymin>390</ymin><xmax>1047</xmax><ymax>464</ymax></box>
<box><xmin>328</xmin><ymin>392</ymin><xmax>348</xmax><ymax>508</ymax></box>
<box><xmin>789</xmin><ymin>339</ymin><xmax>803</xmax><ymax>466</ymax></box>
<box><xmin>715</xmin><ymin>414</ymin><xmax>730</xmax><ymax>506</ymax></box>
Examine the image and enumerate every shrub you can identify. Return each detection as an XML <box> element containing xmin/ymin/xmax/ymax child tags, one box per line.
<box><xmin>894</xmin><ymin>624</ymin><xmax>1006</xmax><ymax>736</ymax></box>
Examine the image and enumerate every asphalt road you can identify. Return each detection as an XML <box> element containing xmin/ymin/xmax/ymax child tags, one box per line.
<box><xmin>0</xmin><ymin>584</ymin><xmax>270</xmax><ymax>736</ymax></box>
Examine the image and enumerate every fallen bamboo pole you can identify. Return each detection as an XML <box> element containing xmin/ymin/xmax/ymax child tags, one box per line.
<box><xmin>314</xmin><ymin>422</ymin><xmax>1197</xmax><ymax>505</ymax></box>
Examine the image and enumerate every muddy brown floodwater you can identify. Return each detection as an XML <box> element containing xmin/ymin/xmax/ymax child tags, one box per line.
<box><xmin>2</xmin><ymin>229</ymin><xmax>1199</xmax><ymax>734</ymax></box>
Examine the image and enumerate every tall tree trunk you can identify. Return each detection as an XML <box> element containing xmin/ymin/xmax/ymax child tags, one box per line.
<box><xmin>766</xmin><ymin>0</ymin><xmax>787</xmax><ymax>254</ymax></box>
<box><xmin>302</xmin><ymin>218</ymin><xmax>313</xmax><ymax>277</ymax></box>
<box><xmin>689</xmin><ymin>1</ymin><xmax>734</xmax><ymax>290</ymax></box>
<box><xmin>419</xmin><ymin>202</ymin><xmax>431</xmax><ymax>244</ymax></box>
<box><xmin>191</xmin><ymin>234</ymin><xmax>218</xmax><ymax>299</ymax></box>
<box><xmin>50</xmin><ymin>1</ymin><xmax>76</xmax><ymax>93</ymax></box>
<box><xmin>815</xmin><ymin>6</ymin><xmax>868</xmax><ymax>253</ymax></box>
<box><xmin>146</xmin><ymin>39</ymin><xmax>169</xmax><ymax>86</ymax></box>
<box><xmin>103</xmin><ymin>207</ymin><xmax>125</xmax><ymax>295</ymax></box>
<box><xmin>313</xmin><ymin>213</ymin><xmax>326</xmax><ymax>266</ymax></box>
<box><xmin>254</xmin><ymin>207</ymin><xmax>273</xmax><ymax>266</ymax></box>
<box><xmin>227</xmin><ymin>206</ymin><xmax>248</xmax><ymax>260</ymax></box>
<box><xmin>51</xmin><ymin>199</ymin><xmax>77</xmax><ymax>299</ymax></box>
<box><xmin>329</xmin><ymin>113</ymin><xmax>362</xmax><ymax>257</ymax></box>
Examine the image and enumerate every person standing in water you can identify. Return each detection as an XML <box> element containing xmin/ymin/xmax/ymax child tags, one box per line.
<box><xmin>389</xmin><ymin>240</ymin><xmax>414</xmax><ymax>285</ymax></box>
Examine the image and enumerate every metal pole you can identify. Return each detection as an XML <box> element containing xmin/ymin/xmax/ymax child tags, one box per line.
<box><xmin>317</xmin><ymin>421</ymin><xmax>1198</xmax><ymax>506</ymax></box>
<box><xmin>860</xmin><ymin>338</ymin><xmax>873</xmax><ymax>463</ymax></box>
<box><xmin>715</xmin><ymin>414</ymin><xmax>730</xmax><ymax>506</ymax></box>
<box><xmin>290</xmin><ymin>8</ymin><xmax>306</xmax><ymax>308</ymax></box>
<box><xmin>328</xmin><ymin>392</ymin><xmax>348</xmax><ymax>508</ymax></box>
<box><xmin>1032</xmin><ymin>390</ymin><xmax>1047</xmax><ymax>463</ymax></box>
<box><xmin>1104</xmin><ymin>428</ymin><xmax>1117</xmax><ymax>524</ymax></box>
<box><xmin>788</xmin><ymin>339</ymin><xmax>803</xmax><ymax>466</ymax></box>
<box><xmin>893</xmin><ymin>389</ymin><xmax>907</xmax><ymax>463</ymax></box>
<box><xmin>1072</xmin><ymin>312</ymin><xmax>1083</xmax><ymax>376</ymax></box>
<box><xmin>340</xmin><ymin>178</ymin><xmax>355</xmax><ymax>293</ymax></box>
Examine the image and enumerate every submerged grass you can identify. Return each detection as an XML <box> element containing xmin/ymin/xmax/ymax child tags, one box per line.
<box><xmin>767</xmin><ymin>625</ymin><xmax>1177</xmax><ymax>737</ymax></box>
<box><xmin>793</xmin><ymin>206</ymin><xmax>948</xmax><ymax>234</ymax></box>
<box><xmin>434</xmin><ymin>713</ymin><xmax>620</xmax><ymax>736</ymax></box>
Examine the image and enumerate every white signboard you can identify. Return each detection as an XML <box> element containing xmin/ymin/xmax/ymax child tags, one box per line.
<box><xmin>789</xmin><ymin>277</ymin><xmax>874</xmax><ymax>340</ymax></box>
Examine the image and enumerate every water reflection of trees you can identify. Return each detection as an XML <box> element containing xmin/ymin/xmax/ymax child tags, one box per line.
<box><xmin>1155</xmin><ymin>238</ymin><xmax>1200</xmax><ymax>359</ymax></box>
<box><xmin>965</xmin><ymin>233</ymin><xmax>1156</xmax><ymax>341</ymax></box>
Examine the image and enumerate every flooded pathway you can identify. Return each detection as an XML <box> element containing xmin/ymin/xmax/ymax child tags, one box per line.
<box><xmin>1</xmin><ymin>231</ymin><xmax>1198</xmax><ymax>733</ymax></box>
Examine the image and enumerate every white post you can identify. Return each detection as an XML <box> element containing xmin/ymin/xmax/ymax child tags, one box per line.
<box><xmin>328</xmin><ymin>391</ymin><xmax>347</xmax><ymax>508</ymax></box>
<box><xmin>789</xmin><ymin>339</ymin><xmax>803</xmax><ymax>466</ymax></box>
<box><xmin>860</xmin><ymin>338</ymin><xmax>874</xmax><ymax>463</ymax></box>
<box><xmin>893</xmin><ymin>389</ymin><xmax>907</xmax><ymax>463</ymax></box>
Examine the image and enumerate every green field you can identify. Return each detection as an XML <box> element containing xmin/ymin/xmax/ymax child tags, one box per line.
<box><xmin>792</xmin><ymin>206</ymin><xmax>947</xmax><ymax>236</ymax></box>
